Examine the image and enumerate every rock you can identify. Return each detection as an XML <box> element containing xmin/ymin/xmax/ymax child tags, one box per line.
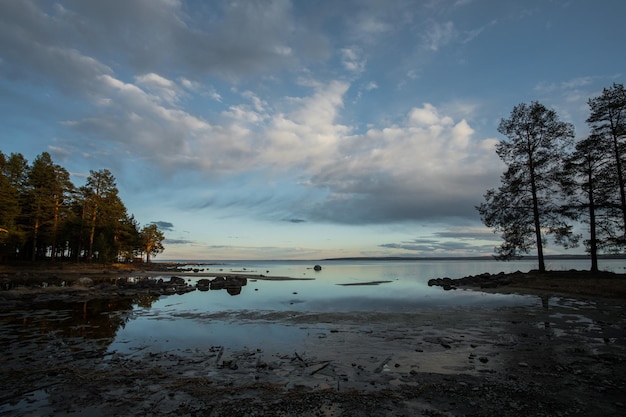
<box><xmin>76</xmin><ymin>277</ymin><xmax>94</xmax><ymax>287</ymax></box>
<box><xmin>207</xmin><ymin>276</ymin><xmax>247</xmax><ymax>295</ymax></box>
<box><xmin>428</xmin><ymin>271</ymin><xmax>514</xmax><ymax>291</ymax></box>
<box><xmin>168</xmin><ymin>276</ymin><xmax>185</xmax><ymax>285</ymax></box>
<box><xmin>196</xmin><ymin>279</ymin><xmax>210</xmax><ymax>291</ymax></box>
<box><xmin>1</xmin><ymin>278</ymin><xmax>14</xmax><ymax>290</ymax></box>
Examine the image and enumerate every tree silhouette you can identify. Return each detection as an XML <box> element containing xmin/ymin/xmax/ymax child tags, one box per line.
<box><xmin>477</xmin><ymin>102</ymin><xmax>578</xmax><ymax>272</ymax></box>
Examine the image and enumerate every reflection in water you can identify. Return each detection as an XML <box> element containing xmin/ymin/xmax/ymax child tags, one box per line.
<box><xmin>0</xmin><ymin>294</ymin><xmax>159</xmax><ymax>381</ymax></box>
<box><xmin>0</xmin><ymin>295</ymin><xmax>157</xmax><ymax>414</ymax></box>
<box><xmin>541</xmin><ymin>294</ymin><xmax>551</xmax><ymax>329</ymax></box>
<box><xmin>2</xmin><ymin>298</ymin><xmax>133</xmax><ymax>348</ymax></box>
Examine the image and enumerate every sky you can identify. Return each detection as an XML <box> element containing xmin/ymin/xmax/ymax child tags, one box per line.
<box><xmin>1</xmin><ymin>0</ymin><xmax>625</xmax><ymax>260</ymax></box>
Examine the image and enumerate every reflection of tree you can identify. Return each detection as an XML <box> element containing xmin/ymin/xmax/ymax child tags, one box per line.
<box><xmin>134</xmin><ymin>294</ymin><xmax>160</xmax><ymax>308</ymax></box>
<box><xmin>7</xmin><ymin>295</ymin><xmax>159</xmax><ymax>355</ymax></box>
<box><xmin>0</xmin><ymin>295</ymin><xmax>155</xmax><ymax>405</ymax></box>
<box><xmin>540</xmin><ymin>294</ymin><xmax>551</xmax><ymax>330</ymax></box>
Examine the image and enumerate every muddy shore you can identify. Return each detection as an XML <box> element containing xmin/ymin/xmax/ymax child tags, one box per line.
<box><xmin>1</xmin><ymin>263</ymin><xmax>625</xmax><ymax>416</ymax></box>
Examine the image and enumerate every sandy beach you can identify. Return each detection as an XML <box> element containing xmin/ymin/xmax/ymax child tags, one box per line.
<box><xmin>1</xmin><ymin>263</ymin><xmax>625</xmax><ymax>416</ymax></box>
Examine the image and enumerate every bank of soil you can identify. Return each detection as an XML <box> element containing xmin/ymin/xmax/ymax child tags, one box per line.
<box><xmin>1</xmin><ymin>263</ymin><xmax>625</xmax><ymax>416</ymax></box>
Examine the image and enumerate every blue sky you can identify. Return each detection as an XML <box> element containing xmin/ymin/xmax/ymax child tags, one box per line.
<box><xmin>1</xmin><ymin>0</ymin><xmax>624</xmax><ymax>260</ymax></box>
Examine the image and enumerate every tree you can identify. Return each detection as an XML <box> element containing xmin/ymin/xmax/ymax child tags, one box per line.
<box><xmin>0</xmin><ymin>149</ymin><xmax>153</xmax><ymax>264</ymax></box>
<box><xmin>0</xmin><ymin>152</ymin><xmax>22</xmax><ymax>232</ymax></box>
<box><xmin>23</xmin><ymin>153</ymin><xmax>73</xmax><ymax>260</ymax></box>
<box><xmin>477</xmin><ymin>101</ymin><xmax>577</xmax><ymax>272</ymax></box>
<box><xmin>586</xmin><ymin>83</ymin><xmax>626</xmax><ymax>247</ymax></box>
<box><xmin>140</xmin><ymin>224</ymin><xmax>165</xmax><ymax>263</ymax></box>
<box><xmin>561</xmin><ymin>135</ymin><xmax>616</xmax><ymax>271</ymax></box>
<box><xmin>83</xmin><ymin>169</ymin><xmax>120</xmax><ymax>261</ymax></box>
<box><xmin>0</xmin><ymin>152</ymin><xmax>28</xmax><ymax>260</ymax></box>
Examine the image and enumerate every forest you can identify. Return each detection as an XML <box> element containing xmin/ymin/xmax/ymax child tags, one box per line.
<box><xmin>0</xmin><ymin>152</ymin><xmax>164</xmax><ymax>263</ymax></box>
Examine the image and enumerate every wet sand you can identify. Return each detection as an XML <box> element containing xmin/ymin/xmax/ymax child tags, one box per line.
<box><xmin>1</xmin><ymin>264</ymin><xmax>625</xmax><ymax>416</ymax></box>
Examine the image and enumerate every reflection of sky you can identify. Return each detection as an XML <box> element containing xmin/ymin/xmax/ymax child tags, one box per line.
<box><xmin>108</xmin><ymin>259</ymin><xmax>624</xmax><ymax>355</ymax></box>
<box><xmin>149</xmin><ymin>260</ymin><xmax>545</xmax><ymax>314</ymax></box>
<box><xmin>109</xmin><ymin>318</ymin><xmax>308</xmax><ymax>355</ymax></box>
<box><xmin>152</xmin><ymin>258</ymin><xmax>624</xmax><ymax>313</ymax></box>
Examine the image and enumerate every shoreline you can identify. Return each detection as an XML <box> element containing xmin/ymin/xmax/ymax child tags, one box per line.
<box><xmin>1</xmin><ymin>263</ymin><xmax>626</xmax><ymax>415</ymax></box>
<box><xmin>427</xmin><ymin>269</ymin><xmax>626</xmax><ymax>299</ymax></box>
<box><xmin>3</xmin><ymin>261</ymin><xmax>626</xmax><ymax>302</ymax></box>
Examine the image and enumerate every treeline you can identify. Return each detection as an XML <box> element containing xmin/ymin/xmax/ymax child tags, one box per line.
<box><xmin>0</xmin><ymin>151</ymin><xmax>164</xmax><ymax>263</ymax></box>
<box><xmin>478</xmin><ymin>83</ymin><xmax>626</xmax><ymax>272</ymax></box>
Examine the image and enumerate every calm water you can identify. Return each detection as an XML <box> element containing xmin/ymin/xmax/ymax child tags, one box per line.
<box><xmin>104</xmin><ymin>258</ymin><xmax>624</xmax><ymax>354</ymax></box>
<box><xmin>3</xmin><ymin>258</ymin><xmax>623</xmax><ymax>360</ymax></box>
<box><xmin>149</xmin><ymin>258</ymin><xmax>626</xmax><ymax>312</ymax></box>
<box><xmin>2</xmin><ymin>259</ymin><xmax>623</xmax><ymax>414</ymax></box>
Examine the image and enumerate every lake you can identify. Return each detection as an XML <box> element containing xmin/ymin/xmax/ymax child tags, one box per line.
<box><xmin>104</xmin><ymin>258</ymin><xmax>623</xmax><ymax>354</ymax></box>
<box><xmin>3</xmin><ymin>259</ymin><xmax>625</xmax><ymax>416</ymax></box>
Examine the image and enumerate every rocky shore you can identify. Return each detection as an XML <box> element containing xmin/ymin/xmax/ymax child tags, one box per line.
<box><xmin>428</xmin><ymin>269</ymin><xmax>626</xmax><ymax>299</ymax></box>
<box><xmin>1</xmin><ymin>263</ymin><xmax>625</xmax><ymax>416</ymax></box>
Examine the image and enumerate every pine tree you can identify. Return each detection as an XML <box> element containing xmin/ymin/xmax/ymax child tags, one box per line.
<box><xmin>477</xmin><ymin>102</ymin><xmax>577</xmax><ymax>272</ymax></box>
<box><xmin>586</xmin><ymin>83</ymin><xmax>626</xmax><ymax>249</ymax></box>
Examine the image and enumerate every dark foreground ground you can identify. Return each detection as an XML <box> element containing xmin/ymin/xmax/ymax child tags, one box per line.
<box><xmin>0</xmin><ymin>263</ymin><xmax>625</xmax><ymax>416</ymax></box>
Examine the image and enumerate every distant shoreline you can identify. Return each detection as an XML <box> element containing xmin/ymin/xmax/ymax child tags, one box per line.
<box><xmin>156</xmin><ymin>254</ymin><xmax>626</xmax><ymax>263</ymax></box>
<box><xmin>322</xmin><ymin>255</ymin><xmax>619</xmax><ymax>261</ymax></box>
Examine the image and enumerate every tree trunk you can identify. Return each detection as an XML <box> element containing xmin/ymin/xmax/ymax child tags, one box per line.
<box><xmin>611</xmin><ymin>130</ymin><xmax>626</xmax><ymax>237</ymax></box>
<box><xmin>587</xmin><ymin>168</ymin><xmax>599</xmax><ymax>272</ymax></box>
<box><xmin>88</xmin><ymin>200</ymin><xmax>98</xmax><ymax>261</ymax></box>
<box><xmin>31</xmin><ymin>217</ymin><xmax>39</xmax><ymax>262</ymax></box>
<box><xmin>52</xmin><ymin>197</ymin><xmax>60</xmax><ymax>261</ymax></box>
<box><xmin>529</xmin><ymin>156</ymin><xmax>545</xmax><ymax>272</ymax></box>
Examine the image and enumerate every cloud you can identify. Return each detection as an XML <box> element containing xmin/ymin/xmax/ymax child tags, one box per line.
<box><xmin>0</xmin><ymin>1</ymin><xmax>112</xmax><ymax>95</ymax></box>
<box><xmin>152</xmin><ymin>221</ymin><xmax>174</xmax><ymax>231</ymax></box>
<box><xmin>380</xmin><ymin>238</ymin><xmax>493</xmax><ymax>255</ymax></box>
<box><xmin>365</xmin><ymin>81</ymin><xmax>378</xmax><ymax>91</ymax></box>
<box><xmin>0</xmin><ymin>1</ymin><xmax>504</xmax><ymax>229</ymax></box>
<box><xmin>297</xmin><ymin>102</ymin><xmax>501</xmax><ymax>224</ymax></box>
<box><xmin>136</xmin><ymin>73</ymin><xmax>184</xmax><ymax>105</ymax></box>
<box><xmin>0</xmin><ymin>0</ymin><xmax>328</xmax><ymax>86</ymax></box>
<box><xmin>163</xmin><ymin>238</ymin><xmax>194</xmax><ymax>245</ymax></box>
<box><xmin>341</xmin><ymin>47</ymin><xmax>366</xmax><ymax>73</ymax></box>
<box><xmin>422</xmin><ymin>20</ymin><xmax>456</xmax><ymax>51</ymax></box>
<box><xmin>79</xmin><ymin>72</ymin><xmax>499</xmax><ymax>225</ymax></box>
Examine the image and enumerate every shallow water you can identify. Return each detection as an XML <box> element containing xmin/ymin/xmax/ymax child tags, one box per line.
<box><xmin>2</xmin><ymin>259</ymin><xmax>625</xmax><ymax>416</ymax></box>
<box><xmin>104</xmin><ymin>258</ymin><xmax>623</xmax><ymax>355</ymax></box>
<box><xmin>3</xmin><ymin>258</ymin><xmax>624</xmax><ymax>366</ymax></box>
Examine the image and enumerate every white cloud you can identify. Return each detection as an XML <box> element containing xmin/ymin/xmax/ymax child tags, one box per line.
<box><xmin>422</xmin><ymin>21</ymin><xmax>456</xmax><ymax>51</ymax></box>
<box><xmin>341</xmin><ymin>47</ymin><xmax>367</xmax><ymax>73</ymax></box>
<box><xmin>135</xmin><ymin>73</ymin><xmax>183</xmax><ymax>105</ymax></box>
<box><xmin>408</xmin><ymin>103</ymin><xmax>453</xmax><ymax>126</ymax></box>
<box><xmin>365</xmin><ymin>81</ymin><xmax>378</xmax><ymax>91</ymax></box>
<box><xmin>61</xmin><ymin>68</ymin><xmax>500</xmax><ymax>224</ymax></box>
